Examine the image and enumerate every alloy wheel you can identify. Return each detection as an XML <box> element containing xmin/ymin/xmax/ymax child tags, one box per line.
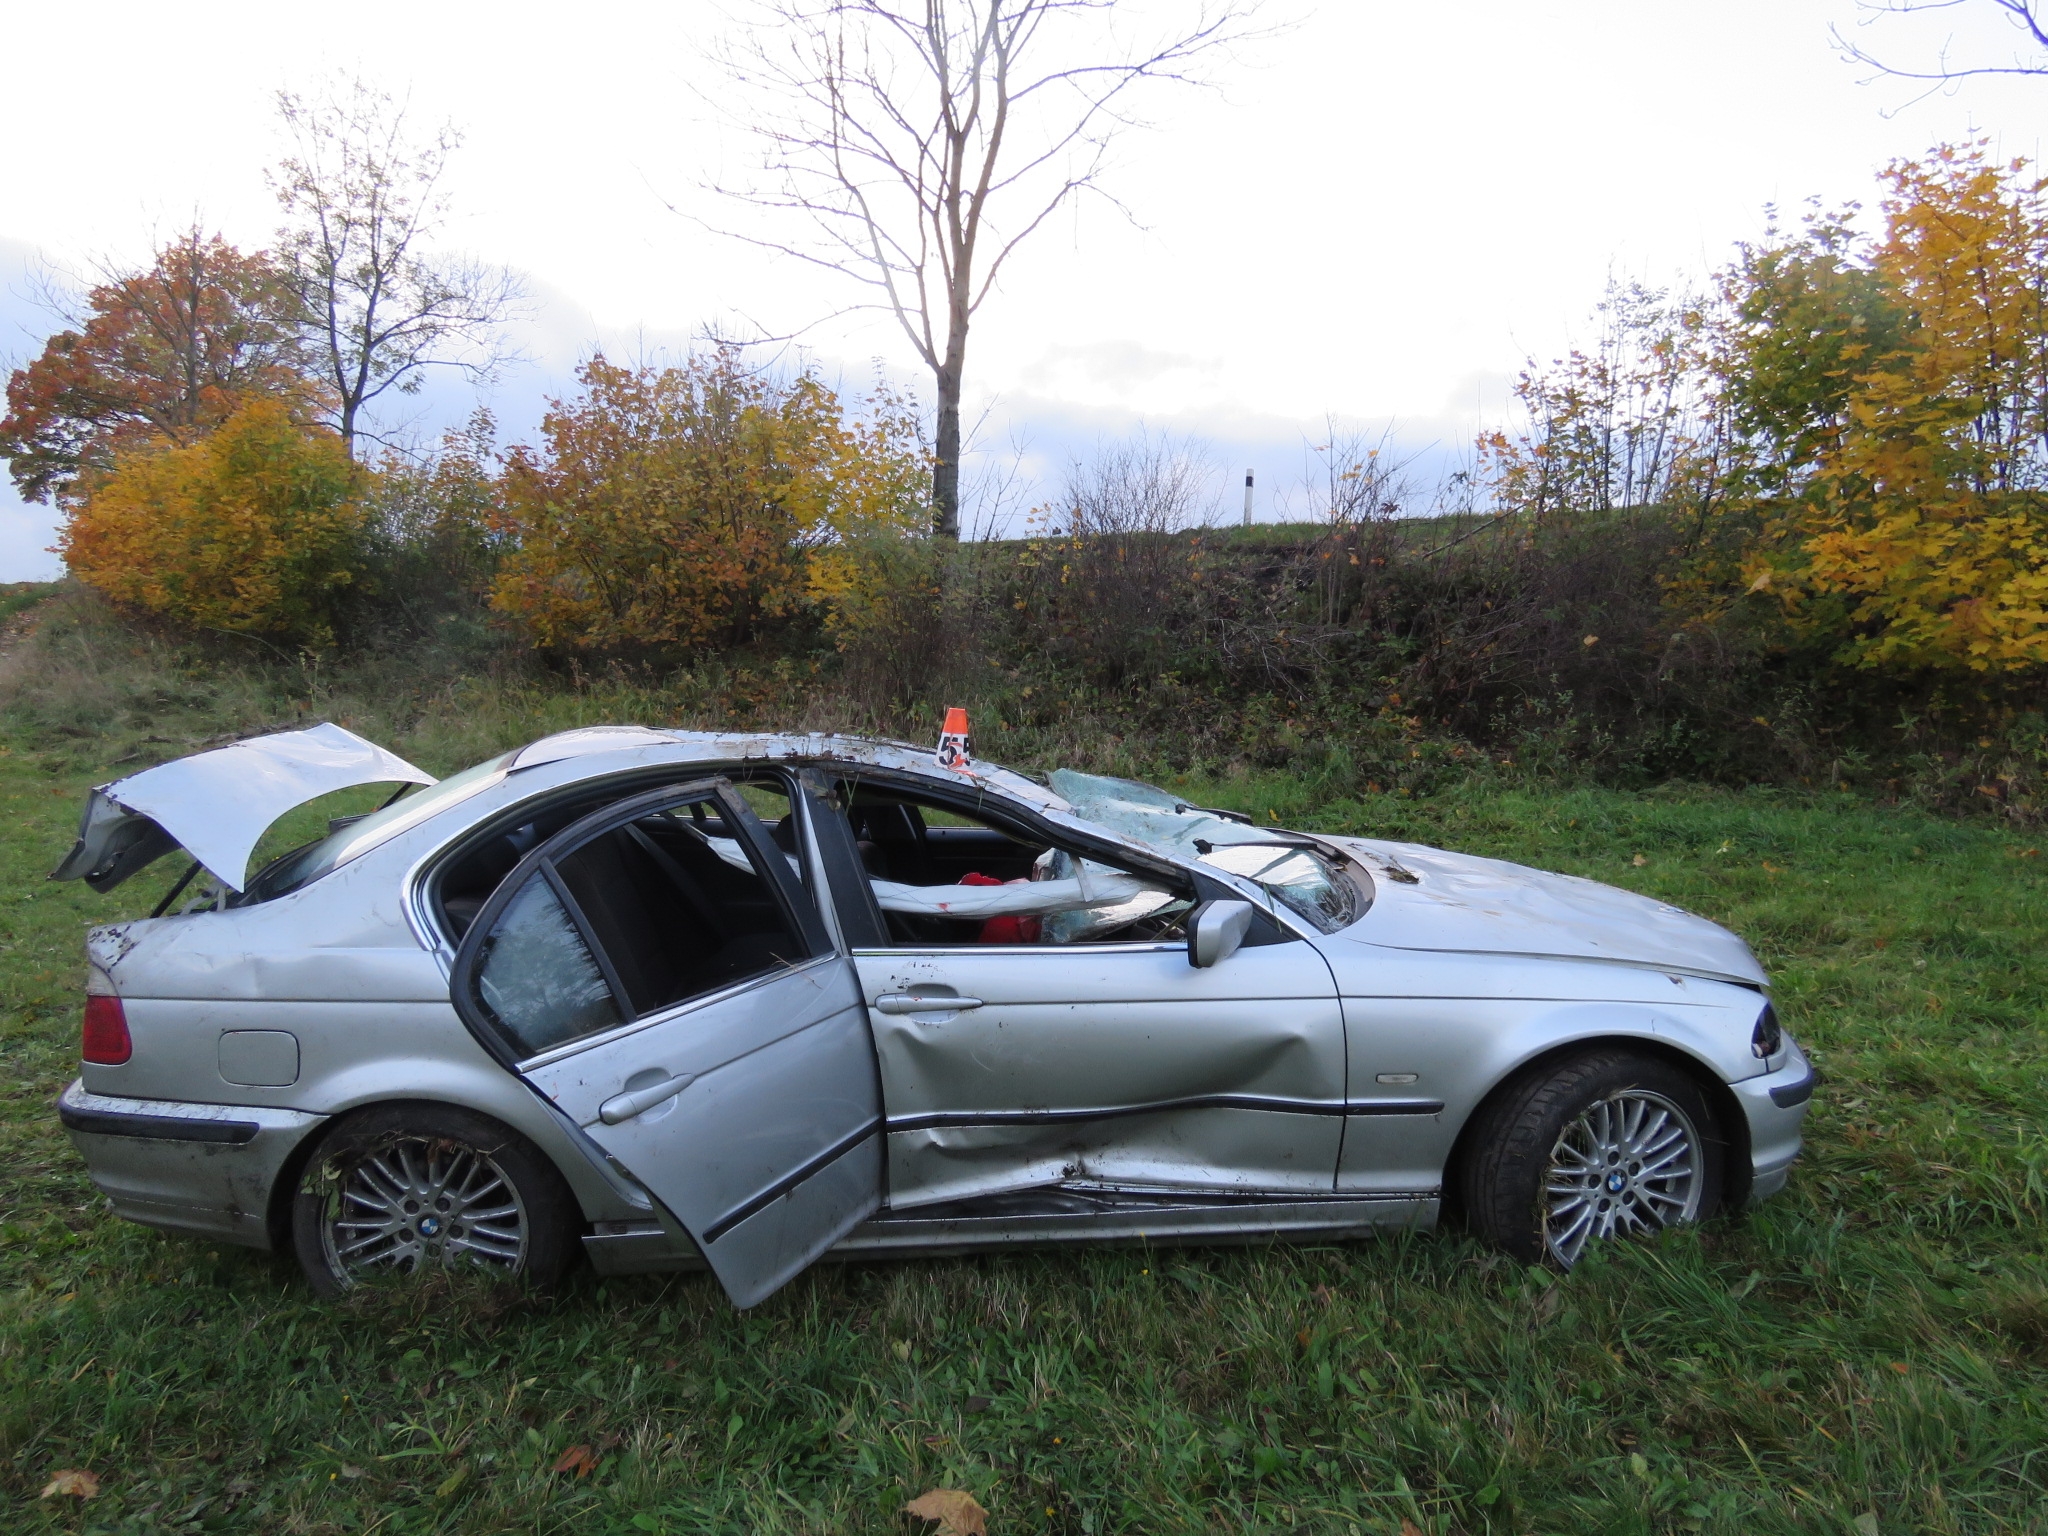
<box><xmin>1541</xmin><ymin>1089</ymin><xmax>1704</xmax><ymax>1266</ymax></box>
<box><xmin>314</xmin><ymin>1133</ymin><xmax>529</xmax><ymax>1286</ymax></box>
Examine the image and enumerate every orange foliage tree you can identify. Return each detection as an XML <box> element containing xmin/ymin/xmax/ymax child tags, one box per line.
<box><xmin>0</xmin><ymin>231</ymin><xmax>313</xmax><ymax>504</ymax></box>
<box><xmin>490</xmin><ymin>350</ymin><xmax>928</xmax><ymax>653</ymax></box>
<box><xmin>59</xmin><ymin>398</ymin><xmax>370</xmax><ymax>645</ymax></box>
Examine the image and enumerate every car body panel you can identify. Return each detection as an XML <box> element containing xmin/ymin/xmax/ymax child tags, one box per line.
<box><xmin>855</xmin><ymin>938</ymin><xmax>1350</xmax><ymax>1207</ymax></box>
<box><xmin>54</xmin><ymin>726</ymin><xmax>1812</xmax><ymax>1297</ymax></box>
<box><xmin>51</xmin><ymin>723</ymin><xmax>434</xmax><ymax>893</ymax></box>
<box><xmin>58</xmin><ymin>1079</ymin><xmax>324</xmax><ymax>1245</ymax></box>
<box><xmin>443</xmin><ymin>778</ymin><xmax>884</xmax><ymax>1308</ymax></box>
<box><xmin>1322</xmin><ymin>836</ymin><xmax>1769</xmax><ymax>988</ymax></box>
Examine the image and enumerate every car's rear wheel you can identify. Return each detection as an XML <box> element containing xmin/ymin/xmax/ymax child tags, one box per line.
<box><xmin>291</xmin><ymin>1104</ymin><xmax>579</xmax><ymax>1298</ymax></box>
<box><xmin>1460</xmin><ymin>1050</ymin><xmax>1724</xmax><ymax>1266</ymax></box>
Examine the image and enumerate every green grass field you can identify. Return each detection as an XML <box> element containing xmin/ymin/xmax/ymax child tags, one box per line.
<box><xmin>1</xmin><ymin>635</ymin><xmax>2043</xmax><ymax>1533</ymax></box>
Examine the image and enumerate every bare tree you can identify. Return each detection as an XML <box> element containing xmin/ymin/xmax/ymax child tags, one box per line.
<box><xmin>1064</xmin><ymin>430</ymin><xmax>1215</xmax><ymax>535</ymax></box>
<box><xmin>1835</xmin><ymin>0</ymin><xmax>2048</xmax><ymax>84</ymax></box>
<box><xmin>271</xmin><ymin>77</ymin><xmax>522</xmax><ymax>458</ymax></box>
<box><xmin>710</xmin><ymin>1</ymin><xmax>1260</xmax><ymax>538</ymax></box>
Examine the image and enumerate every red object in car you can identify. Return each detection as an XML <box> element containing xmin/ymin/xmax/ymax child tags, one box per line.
<box><xmin>82</xmin><ymin>993</ymin><xmax>131</xmax><ymax>1065</ymax></box>
<box><xmin>962</xmin><ymin>872</ymin><xmax>1042</xmax><ymax>945</ymax></box>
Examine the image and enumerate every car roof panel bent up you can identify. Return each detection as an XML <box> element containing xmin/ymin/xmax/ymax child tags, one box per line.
<box><xmin>50</xmin><ymin>722</ymin><xmax>435</xmax><ymax>894</ymax></box>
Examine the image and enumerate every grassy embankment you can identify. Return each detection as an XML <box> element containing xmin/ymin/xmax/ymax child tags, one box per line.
<box><xmin>0</xmin><ymin>600</ymin><xmax>2042</xmax><ymax>1534</ymax></box>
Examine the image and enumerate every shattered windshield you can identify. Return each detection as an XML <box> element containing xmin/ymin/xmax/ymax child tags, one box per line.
<box><xmin>1048</xmin><ymin>770</ymin><xmax>1363</xmax><ymax>934</ymax></box>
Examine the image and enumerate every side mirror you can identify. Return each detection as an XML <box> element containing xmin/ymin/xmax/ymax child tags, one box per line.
<box><xmin>1187</xmin><ymin>899</ymin><xmax>1255</xmax><ymax>968</ymax></box>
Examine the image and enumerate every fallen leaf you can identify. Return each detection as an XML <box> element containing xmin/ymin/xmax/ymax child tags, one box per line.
<box><xmin>1400</xmin><ymin>1522</ymin><xmax>1426</xmax><ymax>1536</ymax></box>
<box><xmin>41</xmin><ymin>1469</ymin><xmax>100</xmax><ymax>1499</ymax></box>
<box><xmin>1582</xmin><ymin>633</ymin><xmax>1599</xmax><ymax>646</ymax></box>
<box><xmin>434</xmin><ymin>1465</ymin><xmax>470</xmax><ymax>1499</ymax></box>
<box><xmin>1631</xmin><ymin>853</ymin><xmax>1647</xmax><ymax>867</ymax></box>
<box><xmin>903</xmin><ymin>1488</ymin><xmax>989</xmax><ymax>1535</ymax></box>
<box><xmin>1853</xmin><ymin>1514</ymin><xmax>1881</xmax><ymax>1536</ymax></box>
<box><xmin>552</xmin><ymin>1444</ymin><xmax>601</xmax><ymax>1477</ymax></box>
<box><xmin>1890</xmin><ymin>1361</ymin><xmax>1910</xmax><ymax>1374</ymax></box>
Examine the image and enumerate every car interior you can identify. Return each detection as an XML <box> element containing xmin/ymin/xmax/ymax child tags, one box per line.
<box><xmin>435</xmin><ymin>775</ymin><xmax>800</xmax><ymax>943</ymax></box>
<box><xmin>832</xmin><ymin>779</ymin><xmax>1194</xmax><ymax>948</ymax></box>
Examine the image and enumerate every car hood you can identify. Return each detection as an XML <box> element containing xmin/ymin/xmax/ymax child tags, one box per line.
<box><xmin>1324</xmin><ymin>836</ymin><xmax>1768</xmax><ymax>987</ymax></box>
<box><xmin>49</xmin><ymin>723</ymin><xmax>434</xmax><ymax>894</ymax></box>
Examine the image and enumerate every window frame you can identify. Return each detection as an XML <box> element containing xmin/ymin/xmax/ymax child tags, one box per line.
<box><xmin>449</xmin><ymin>777</ymin><xmax>834</xmax><ymax>1070</ymax></box>
<box><xmin>812</xmin><ymin>766</ymin><xmax>1286</xmax><ymax>954</ymax></box>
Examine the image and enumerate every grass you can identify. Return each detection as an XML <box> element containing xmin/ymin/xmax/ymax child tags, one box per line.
<box><xmin>0</xmin><ymin>602</ymin><xmax>2043</xmax><ymax>1534</ymax></box>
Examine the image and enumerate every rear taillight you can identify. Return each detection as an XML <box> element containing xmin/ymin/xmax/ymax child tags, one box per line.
<box><xmin>82</xmin><ymin>993</ymin><xmax>131</xmax><ymax>1065</ymax></box>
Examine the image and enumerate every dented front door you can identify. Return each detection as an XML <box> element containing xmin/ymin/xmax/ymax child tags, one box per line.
<box><xmin>851</xmin><ymin>940</ymin><xmax>1348</xmax><ymax>1209</ymax></box>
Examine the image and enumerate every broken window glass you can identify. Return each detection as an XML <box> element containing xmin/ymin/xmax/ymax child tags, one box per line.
<box><xmin>1049</xmin><ymin>770</ymin><xmax>1361</xmax><ymax>934</ymax></box>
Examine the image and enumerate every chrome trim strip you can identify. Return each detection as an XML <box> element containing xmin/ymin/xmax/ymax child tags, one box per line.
<box><xmin>700</xmin><ymin>1117</ymin><xmax>883</xmax><ymax>1244</ymax></box>
<box><xmin>886</xmin><ymin>1095</ymin><xmax>1442</xmax><ymax>1132</ymax></box>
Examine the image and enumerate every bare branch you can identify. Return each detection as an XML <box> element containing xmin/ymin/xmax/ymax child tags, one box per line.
<box><xmin>1834</xmin><ymin>0</ymin><xmax>2048</xmax><ymax>85</ymax></box>
<box><xmin>701</xmin><ymin>0</ymin><xmax>1270</xmax><ymax>536</ymax></box>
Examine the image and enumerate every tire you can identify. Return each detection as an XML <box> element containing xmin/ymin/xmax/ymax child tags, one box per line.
<box><xmin>1460</xmin><ymin>1050</ymin><xmax>1725</xmax><ymax>1267</ymax></box>
<box><xmin>291</xmin><ymin>1103</ymin><xmax>580</xmax><ymax>1299</ymax></box>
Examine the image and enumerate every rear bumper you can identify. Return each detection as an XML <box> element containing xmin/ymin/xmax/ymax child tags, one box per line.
<box><xmin>1729</xmin><ymin>1042</ymin><xmax>1816</xmax><ymax>1204</ymax></box>
<box><xmin>57</xmin><ymin>1079</ymin><xmax>326</xmax><ymax>1250</ymax></box>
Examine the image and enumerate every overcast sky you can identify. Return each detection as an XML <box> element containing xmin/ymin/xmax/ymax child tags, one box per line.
<box><xmin>5</xmin><ymin>0</ymin><xmax>2046</xmax><ymax>578</ymax></box>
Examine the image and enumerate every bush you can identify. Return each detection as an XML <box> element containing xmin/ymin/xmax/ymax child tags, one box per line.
<box><xmin>490</xmin><ymin>351</ymin><xmax>927</xmax><ymax>657</ymax></box>
<box><xmin>56</xmin><ymin>398</ymin><xmax>369</xmax><ymax>647</ymax></box>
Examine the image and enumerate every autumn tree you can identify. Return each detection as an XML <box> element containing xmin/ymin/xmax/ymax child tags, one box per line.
<box><xmin>1708</xmin><ymin>145</ymin><xmax>2048</xmax><ymax>672</ymax></box>
<box><xmin>0</xmin><ymin>229</ymin><xmax>310</xmax><ymax>503</ymax></box>
<box><xmin>271</xmin><ymin>77</ymin><xmax>521</xmax><ymax>457</ymax></box>
<box><xmin>491</xmin><ymin>350</ymin><xmax>927</xmax><ymax>652</ymax></box>
<box><xmin>710</xmin><ymin>0</ymin><xmax>1258</xmax><ymax>538</ymax></box>
<box><xmin>59</xmin><ymin>397</ymin><xmax>371</xmax><ymax>645</ymax></box>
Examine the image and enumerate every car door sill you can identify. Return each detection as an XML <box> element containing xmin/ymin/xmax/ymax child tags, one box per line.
<box><xmin>582</xmin><ymin>1190</ymin><xmax>1437</xmax><ymax>1274</ymax></box>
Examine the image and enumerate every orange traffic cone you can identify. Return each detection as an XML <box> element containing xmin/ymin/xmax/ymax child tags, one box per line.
<box><xmin>935</xmin><ymin>706</ymin><xmax>972</xmax><ymax>771</ymax></box>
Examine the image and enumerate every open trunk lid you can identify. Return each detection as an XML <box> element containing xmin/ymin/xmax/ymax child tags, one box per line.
<box><xmin>49</xmin><ymin>722</ymin><xmax>435</xmax><ymax>894</ymax></box>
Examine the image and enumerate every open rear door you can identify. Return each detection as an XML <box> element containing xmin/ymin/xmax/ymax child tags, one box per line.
<box><xmin>448</xmin><ymin>778</ymin><xmax>881</xmax><ymax>1307</ymax></box>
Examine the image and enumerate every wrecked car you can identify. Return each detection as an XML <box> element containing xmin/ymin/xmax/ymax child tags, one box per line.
<box><xmin>51</xmin><ymin>722</ymin><xmax>1815</xmax><ymax>1305</ymax></box>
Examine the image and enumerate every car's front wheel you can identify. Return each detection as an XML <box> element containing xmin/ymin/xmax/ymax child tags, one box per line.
<box><xmin>291</xmin><ymin>1104</ymin><xmax>579</xmax><ymax>1298</ymax></box>
<box><xmin>1460</xmin><ymin>1050</ymin><xmax>1724</xmax><ymax>1266</ymax></box>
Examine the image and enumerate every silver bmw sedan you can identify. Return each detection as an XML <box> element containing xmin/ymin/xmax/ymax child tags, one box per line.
<box><xmin>51</xmin><ymin>723</ymin><xmax>1815</xmax><ymax>1306</ymax></box>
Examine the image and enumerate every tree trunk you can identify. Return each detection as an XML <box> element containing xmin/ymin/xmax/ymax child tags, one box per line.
<box><xmin>933</xmin><ymin>379</ymin><xmax>961</xmax><ymax>540</ymax></box>
<box><xmin>933</xmin><ymin>342</ymin><xmax>965</xmax><ymax>540</ymax></box>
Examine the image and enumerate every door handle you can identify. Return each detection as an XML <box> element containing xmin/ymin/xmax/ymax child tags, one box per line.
<box><xmin>872</xmin><ymin>992</ymin><xmax>984</xmax><ymax>1015</ymax></box>
<box><xmin>598</xmin><ymin>1072</ymin><xmax>696</xmax><ymax>1125</ymax></box>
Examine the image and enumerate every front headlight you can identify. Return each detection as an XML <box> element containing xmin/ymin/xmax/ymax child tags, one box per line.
<box><xmin>1751</xmin><ymin>1001</ymin><xmax>1783</xmax><ymax>1059</ymax></box>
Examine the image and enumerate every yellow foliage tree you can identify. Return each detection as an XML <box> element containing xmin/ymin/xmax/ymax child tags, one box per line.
<box><xmin>1727</xmin><ymin>145</ymin><xmax>2048</xmax><ymax>672</ymax></box>
<box><xmin>491</xmin><ymin>351</ymin><xmax>928</xmax><ymax>652</ymax></box>
<box><xmin>59</xmin><ymin>397</ymin><xmax>369</xmax><ymax>645</ymax></box>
